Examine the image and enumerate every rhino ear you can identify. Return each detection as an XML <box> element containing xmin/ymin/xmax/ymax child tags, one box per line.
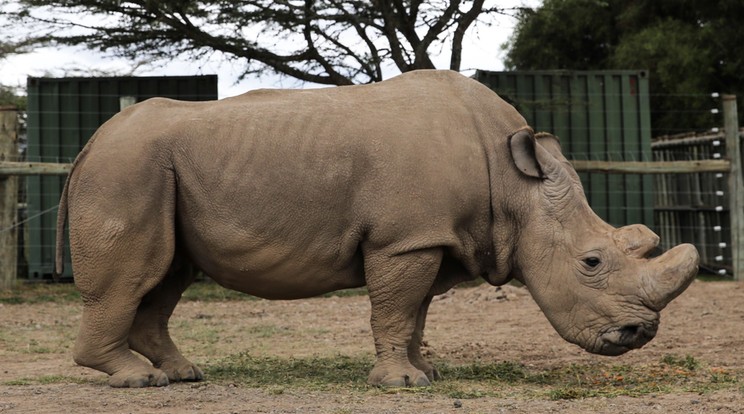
<box><xmin>509</xmin><ymin>129</ymin><xmax>544</xmax><ymax>178</ymax></box>
<box><xmin>535</xmin><ymin>132</ymin><xmax>564</xmax><ymax>160</ymax></box>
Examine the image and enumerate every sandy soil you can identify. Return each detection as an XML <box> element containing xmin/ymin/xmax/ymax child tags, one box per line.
<box><xmin>1</xmin><ymin>280</ymin><xmax>743</xmax><ymax>413</ymax></box>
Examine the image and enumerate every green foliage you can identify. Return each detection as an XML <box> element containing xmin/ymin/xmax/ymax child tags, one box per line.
<box><xmin>503</xmin><ymin>0</ymin><xmax>618</xmax><ymax>71</ymax></box>
<box><xmin>0</xmin><ymin>84</ymin><xmax>26</xmax><ymax>110</ymax></box>
<box><xmin>504</xmin><ymin>0</ymin><xmax>744</xmax><ymax>135</ymax></box>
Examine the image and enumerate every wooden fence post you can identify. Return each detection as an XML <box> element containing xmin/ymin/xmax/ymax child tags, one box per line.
<box><xmin>723</xmin><ymin>95</ymin><xmax>743</xmax><ymax>280</ymax></box>
<box><xmin>0</xmin><ymin>106</ymin><xmax>18</xmax><ymax>289</ymax></box>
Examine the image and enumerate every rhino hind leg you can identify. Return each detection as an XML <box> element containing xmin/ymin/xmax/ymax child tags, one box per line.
<box><xmin>72</xmin><ymin>247</ymin><xmax>176</xmax><ymax>387</ymax></box>
<box><xmin>128</xmin><ymin>257</ymin><xmax>203</xmax><ymax>383</ymax></box>
<box><xmin>364</xmin><ymin>248</ymin><xmax>442</xmax><ymax>387</ymax></box>
<box><xmin>72</xmin><ymin>264</ymin><xmax>174</xmax><ymax>388</ymax></box>
<box><xmin>73</xmin><ymin>296</ymin><xmax>170</xmax><ymax>387</ymax></box>
<box><xmin>69</xmin><ymin>166</ymin><xmax>178</xmax><ymax>388</ymax></box>
<box><xmin>407</xmin><ymin>296</ymin><xmax>441</xmax><ymax>382</ymax></box>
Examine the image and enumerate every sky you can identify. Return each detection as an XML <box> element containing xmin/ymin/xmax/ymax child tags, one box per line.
<box><xmin>0</xmin><ymin>1</ymin><xmax>540</xmax><ymax>99</ymax></box>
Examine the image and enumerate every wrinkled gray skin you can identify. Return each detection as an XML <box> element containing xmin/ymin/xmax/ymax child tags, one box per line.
<box><xmin>55</xmin><ymin>70</ymin><xmax>699</xmax><ymax>388</ymax></box>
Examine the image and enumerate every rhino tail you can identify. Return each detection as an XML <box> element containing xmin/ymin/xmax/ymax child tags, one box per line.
<box><xmin>53</xmin><ymin>174</ymin><xmax>70</xmax><ymax>281</ymax></box>
<box><xmin>53</xmin><ymin>132</ymin><xmax>99</xmax><ymax>281</ymax></box>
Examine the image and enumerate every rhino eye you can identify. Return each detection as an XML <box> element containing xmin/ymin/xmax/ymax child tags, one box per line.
<box><xmin>583</xmin><ymin>257</ymin><xmax>601</xmax><ymax>268</ymax></box>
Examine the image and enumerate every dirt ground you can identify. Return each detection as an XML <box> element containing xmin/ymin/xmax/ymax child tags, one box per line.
<box><xmin>1</xmin><ymin>280</ymin><xmax>743</xmax><ymax>413</ymax></box>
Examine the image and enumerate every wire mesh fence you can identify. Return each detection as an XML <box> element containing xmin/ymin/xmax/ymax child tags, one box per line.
<box><xmin>652</xmin><ymin>131</ymin><xmax>733</xmax><ymax>274</ymax></box>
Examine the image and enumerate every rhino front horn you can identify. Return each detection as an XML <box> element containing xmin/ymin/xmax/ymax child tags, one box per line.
<box><xmin>642</xmin><ymin>243</ymin><xmax>699</xmax><ymax>311</ymax></box>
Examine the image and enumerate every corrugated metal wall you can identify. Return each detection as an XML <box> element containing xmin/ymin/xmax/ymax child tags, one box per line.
<box><xmin>26</xmin><ymin>75</ymin><xmax>218</xmax><ymax>279</ymax></box>
<box><xmin>474</xmin><ymin>70</ymin><xmax>654</xmax><ymax>228</ymax></box>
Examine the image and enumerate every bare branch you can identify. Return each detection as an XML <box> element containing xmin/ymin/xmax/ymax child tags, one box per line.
<box><xmin>2</xmin><ymin>0</ymin><xmax>495</xmax><ymax>85</ymax></box>
<box><xmin>451</xmin><ymin>0</ymin><xmax>486</xmax><ymax>71</ymax></box>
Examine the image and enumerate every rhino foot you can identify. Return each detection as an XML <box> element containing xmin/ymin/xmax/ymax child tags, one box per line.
<box><xmin>410</xmin><ymin>358</ymin><xmax>441</xmax><ymax>382</ymax></box>
<box><xmin>368</xmin><ymin>365</ymin><xmax>431</xmax><ymax>387</ymax></box>
<box><xmin>159</xmin><ymin>360</ymin><xmax>204</xmax><ymax>382</ymax></box>
<box><xmin>109</xmin><ymin>368</ymin><xmax>169</xmax><ymax>388</ymax></box>
<box><xmin>427</xmin><ymin>367</ymin><xmax>442</xmax><ymax>382</ymax></box>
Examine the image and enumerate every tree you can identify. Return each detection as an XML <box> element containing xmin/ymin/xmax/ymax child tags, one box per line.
<box><xmin>1</xmin><ymin>0</ymin><xmax>508</xmax><ymax>86</ymax></box>
<box><xmin>503</xmin><ymin>0</ymin><xmax>618</xmax><ymax>71</ymax></box>
<box><xmin>0</xmin><ymin>85</ymin><xmax>25</xmax><ymax>109</ymax></box>
<box><xmin>503</xmin><ymin>0</ymin><xmax>744</xmax><ymax>135</ymax></box>
<box><xmin>0</xmin><ymin>36</ymin><xmax>30</xmax><ymax>62</ymax></box>
<box><xmin>0</xmin><ymin>38</ymin><xmax>28</xmax><ymax>108</ymax></box>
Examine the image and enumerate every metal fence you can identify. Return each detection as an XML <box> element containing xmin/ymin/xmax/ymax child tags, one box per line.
<box><xmin>652</xmin><ymin>130</ymin><xmax>740</xmax><ymax>274</ymax></box>
<box><xmin>475</xmin><ymin>70</ymin><xmax>655</xmax><ymax>227</ymax></box>
<box><xmin>26</xmin><ymin>75</ymin><xmax>219</xmax><ymax>279</ymax></box>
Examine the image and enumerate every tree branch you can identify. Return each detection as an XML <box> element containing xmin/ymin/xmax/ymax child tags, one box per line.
<box><xmin>4</xmin><ymin>0</ymin><xmax>494</xmax><ymax>85</ymax></box>
<box><xmin>450</xmin><ymin>0</ymin><xmax>486</xmax><ymax>71</ymax></box>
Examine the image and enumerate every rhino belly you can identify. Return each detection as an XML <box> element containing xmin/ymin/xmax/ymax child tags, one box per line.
<box><xmin>179</xmin><ymin>224</ymin><xmax>366</xmax><ymax>300</ymax></box>
<box><xmin>203</xmin><ymin>256</ymin><xmax>365</xmax><ymax>300</ymax></box>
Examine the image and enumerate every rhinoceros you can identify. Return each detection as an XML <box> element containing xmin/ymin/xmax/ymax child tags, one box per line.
<box><xmin>55</xmin><ymin>70</ymin><xmax>699</xmax><ymax>388</ymax></box>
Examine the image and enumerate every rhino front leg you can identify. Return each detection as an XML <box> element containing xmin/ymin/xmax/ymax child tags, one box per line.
<box><xmin>128</xmin><ymin>260</ymin><xmax>203</xmax><ymax>383</ymax></box>
<box><xmin>364</xmin><ymin>248</ymin><xmax>442</xmax><ymax>387</ymax></box>
<box><xmin>408</xmin><ymin>296</ymin><xmax>441</xmax><ymax>382</ymax></box>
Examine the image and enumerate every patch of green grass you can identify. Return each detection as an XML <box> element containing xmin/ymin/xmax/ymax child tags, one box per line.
<box><xmin>22</xmin><ymin>339</ymin><xmax>54</xmax><ymax>354</ymax></box>
<box><xmin>696</xmin><ymin>274</ymin><xmax>735</xmax><ymax>282</ymax></box>
<box><xmin>548</xmin><ymin>387</ymin><xmax>600</xmax><ymax>400</ymax></box>
<box><xmin>205</xmin><ymin>353</ymin><xmax>372</xmax><ymax>391</ymax></box>
<box><xmin>317</xmin><ymin>287</ymin><xmax>368</xmax><ymax>298</ymax></box>
<box><xmin>3</xmin><ymin>379</ymin><xmax>32</xmax><ymax>386</ymax></box>
<box><xmin>0</xmin><ymin>279</ymin><xmax>368</xmax><ymax>305</ymax></box>
<box><xmin>0</xmin><ymin>280</ymin><xmax>368</xmax><ymax>305</ymax></box>
<box><xmin>0</xmin><ymin>283</ymin><xmax>80</xmax><ymax>305</ymax></box>
<box><xmin>661</xmin><ymin>354</ymin><xmax>699</xmax><ymax>371</ymax></box>
<box><xmin>202</xmin><ymin>353</ymin><xmax>740</xmax><ymax>400</ymax></box>
<box><xmin>3</xmin><ymin>375</ymin><xmax>88</xmax><ymax>386</ymax></box>
<box><xmin>181</xmin><ymin>282</ymin><xmax>259</xmax><ymax>302</ymax></box>
<box><xmin>440</xmin><ymin>360</ymin><xmax>528</xmax><ymax>383</ymax></box>
<box><xmin>534</xmin><ymin>355</ymin><xmax>738</xmax><ymax>400</ymax></box>
<box><xmin>182</xmin><ymin>282</ymin><xmax>369</xmax><ymax>302</ymax></box>
<box><xmin>247</xmin><ymin>324</ymin><xmax>288</xmax><ymax>338</ymax></box>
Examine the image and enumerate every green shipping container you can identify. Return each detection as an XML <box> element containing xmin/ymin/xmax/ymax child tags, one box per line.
<box><xmin>474</xmin><ymin>69</ymin><xmax>654</xmax><ymax>228</ymax></box>
<box><xmin>26</xmin><ymin>75</ymin><xmax>218</xmax><ymax>279</ymax></box>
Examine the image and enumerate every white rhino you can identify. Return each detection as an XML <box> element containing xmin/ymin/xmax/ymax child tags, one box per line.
<box><xmin>55</xmin><ymin>70</ymin><xmax>699</xmax><ymax>388</ymax></box>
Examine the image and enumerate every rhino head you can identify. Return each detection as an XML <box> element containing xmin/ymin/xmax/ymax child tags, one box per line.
<box><xmin>498</xmin><ymin>129</ymin><xmax>699</xmax><ymax>356</ymax></box>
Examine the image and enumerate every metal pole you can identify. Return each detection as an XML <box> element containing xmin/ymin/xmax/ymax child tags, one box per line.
<box><xmin>723</xmin><ymin>95</ymin><xmax>743</xmax><ymax>280</ymax></box>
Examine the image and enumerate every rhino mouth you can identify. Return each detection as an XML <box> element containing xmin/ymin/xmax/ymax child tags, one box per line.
<box><xmin>596</xmin><ymin>321</ymin><xmax>659</xmax><ymax>356</ymax></box>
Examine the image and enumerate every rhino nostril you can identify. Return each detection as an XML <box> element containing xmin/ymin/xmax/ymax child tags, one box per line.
<box><xmin>620</xmin><ymin>324</ymin><xmax>641</xmax><ymax>339</ymax></box>
<box><xmin>646</xmin><ymin>246</ymin><xmax>664</xmax><ymax>259</ymax></box>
